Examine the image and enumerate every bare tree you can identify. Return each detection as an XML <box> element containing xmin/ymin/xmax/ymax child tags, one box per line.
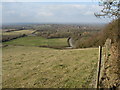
<box><xmin>95</xmin><ymin>0</ymin><xmax>120</xmax><ymax>43</ymax></box>
<box><xmin>95</xmin><ymin>0</ymin><xmax>120</xmax><ymax>19</ymax></box>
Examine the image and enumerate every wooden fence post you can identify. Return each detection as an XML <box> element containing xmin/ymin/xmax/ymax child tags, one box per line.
<box><xmin>96</xmin><ymin>46</ymin><xmax>102</xmax><ymax>88</ymax></box>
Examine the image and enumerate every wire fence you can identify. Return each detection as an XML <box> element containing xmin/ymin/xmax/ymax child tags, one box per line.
<box><xmin>96</xmin><ymin>38</ymin><xmax>111</xmax><ymax>88</ymax></box>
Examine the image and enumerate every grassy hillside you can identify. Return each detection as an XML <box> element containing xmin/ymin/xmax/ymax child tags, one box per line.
<box><xmin>3</xmin><ymin>46</ymin><xmax>98</xmax><ymax>88</ymax></box>
<box><xmin>4</xmin><ymin>36</ymin><xmax>68</xmax><ymax>47</ymax></box>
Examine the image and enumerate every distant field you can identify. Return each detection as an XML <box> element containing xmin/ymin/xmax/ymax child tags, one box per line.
<box><xmin>2</xmin><ymin>30</ymin><xmax>35</xmax><ymax>36</ymax></box>
<box><xmin>3</xmin><ymin>46</ymin><xmax>98</xmax><ymax>88</ymax></box>
<box><xmin>4</xmin><ymin>36</ymin><xmax>68</xmax><ymax>47</ymax></box>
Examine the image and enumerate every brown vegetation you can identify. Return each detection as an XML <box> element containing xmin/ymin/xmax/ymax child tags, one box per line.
<box><xmin>98</xmin><ymin>19</ymin><xmax>120</xmax><ymax>88</ymax></box>
<box><xmin>74</xmin><ymin>19</ymin><xmax>119</xmax><ymax>49</ymax></box>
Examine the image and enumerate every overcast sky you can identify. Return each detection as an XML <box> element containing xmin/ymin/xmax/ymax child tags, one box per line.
<box><xmin>1</xmin><ymin>0</ymin><xmax>111</xmax><ymax>24</ymax></box>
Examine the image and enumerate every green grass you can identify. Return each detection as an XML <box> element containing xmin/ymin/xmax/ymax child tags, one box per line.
<box><xmin>3</xmin><ymin>46</ymin><xmax>98</xmax><ymax>88</ymax></box>
<box><xmin>4</xmin><ymin>36</ymin><xmax>68</xmax><ymax>47</ymax></box>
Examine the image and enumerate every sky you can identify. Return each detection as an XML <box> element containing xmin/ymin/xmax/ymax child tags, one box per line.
<box><xmin>2</xmin><ymin>0</ymin><xmax>100</xmax><ymax>2</ymax></box>
<box><xmin>1</xmin><ymin>0</ymin><xmax>112</xmax><ymax>24</ymax></box>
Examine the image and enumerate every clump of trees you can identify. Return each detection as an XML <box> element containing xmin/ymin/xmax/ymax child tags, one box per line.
<box><xmin>74</xmin><ymin>0</ymin><xmax>120</xmax><ymax>49</ymax></box>
<box><xmin>94</xmin><ymin>0</ymin><xmax>120</xmax><ymax>43</ymax></box>
<box><xmin>75</xmin><ymin>32</ymin><xmax>104</xmax><ymax>48</ymax></box>
<box><xmin>74</xmin><ymin>19</ymin><xmax>119</xmax><ymax>48</ymax></box>
<box><xmin>102</xmin><ymin>19</ymin><xmax>119</xmax><ymax>42</ymax></box>
<box><xmin>36</xmin><ymin>31</ymin><xmax>72</xmax><ymax>39</ymax></box>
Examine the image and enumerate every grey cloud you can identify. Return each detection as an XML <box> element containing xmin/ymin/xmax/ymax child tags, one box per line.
<box><xmin>2</xmin><ymin>2</ymin><xmax>110</xmax><ymax>24</ymax></box>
